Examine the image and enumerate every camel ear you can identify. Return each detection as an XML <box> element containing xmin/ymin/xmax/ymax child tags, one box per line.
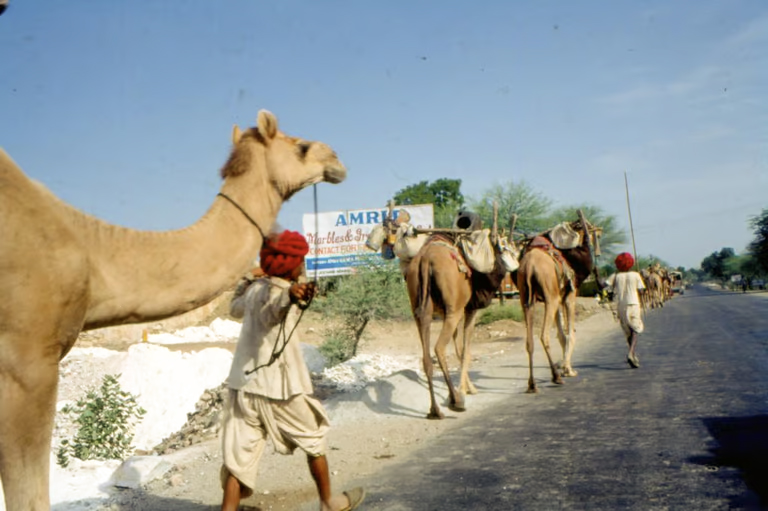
<box><xmin>231</xmin><ymin>125</ymin><xmax>243</xmax><ymax>145</ymax></box>
<box><xmin>257</xmin><ymin>110</ymin><xmax>279</xmax><ymax>140</ymax></box>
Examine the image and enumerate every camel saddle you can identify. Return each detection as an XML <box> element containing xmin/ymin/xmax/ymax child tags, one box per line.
<box><xmin>424</xmin><ymin>234</ymin><xmax>471</xmax><ymax>276</ymax></box>
<box><xmin>528</xmin><ymin>235</ymin><xmax>576</xmax><ymax>291</ymax></box>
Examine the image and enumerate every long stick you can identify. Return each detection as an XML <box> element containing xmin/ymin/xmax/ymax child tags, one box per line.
<box><xmin>624</xmin><ymin>172</ymin><xmax>647</xmax><ymax>316</ymax></box>
<box><xmin>313</xmin><ymin>185</ymin><xmax>319</xmax><ymax>282</ymax></box>
<box><xmin>624</xmin><ymin>172</ymin><xmax>639</xmax><ymax>271</ymax></box>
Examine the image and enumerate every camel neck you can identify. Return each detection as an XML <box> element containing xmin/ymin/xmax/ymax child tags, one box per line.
<box><xmin>80</xmin><ymin>195</ymin><xmax>270</xmax><ymax>330</ymax></box>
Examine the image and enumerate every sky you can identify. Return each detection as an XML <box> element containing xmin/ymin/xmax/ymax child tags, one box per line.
<box><xmin>1</xmin><ymin>0</ymin><xmax>766</xmax><ymax>269</ymax></box>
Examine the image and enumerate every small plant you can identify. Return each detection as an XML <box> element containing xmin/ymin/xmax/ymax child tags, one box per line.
<box><xmin>476</xmin><ymin>302</ymin><xmax>523</xmax><ymax>326</ymax></box>
<box><xmin>318</xmin><ymin>330</ymin><xmax>356</xmax><ymax>367</ymax></box>
<box><xmin>56</xmin><ymin>374</ymin><xmax>146</xmax><ymax>467</ymax></box>
<box><xmin>313</xmin><ymin>258</ymin><xmax>411</xmax><ymax>365</ymax></box>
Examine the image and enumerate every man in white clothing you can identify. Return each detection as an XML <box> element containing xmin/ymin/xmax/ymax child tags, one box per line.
<box><xmin>603</xmin><ymin>252</ymin><xmax>646</xmax><ymax>368</ymax></box>
<box><xmin>220</xmin><ymin>230</ymin><xmax>365</xmax><ymax>511</ymax></box>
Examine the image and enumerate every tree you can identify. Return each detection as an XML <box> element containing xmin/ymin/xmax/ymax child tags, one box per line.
<box><xmin>393</xmin><ymin>179</ymin><xmax>464</xmax><ymax>228</ymax></box>
<box><xmin>748</xmin><ymin>208</ymin><xmax>768</xmax><ymax>274</ymax></box>
<box><xmin>700</xmin><ymin>247</ymin><xmax>735</xmax><ymax>282</ymax></box>
<box><xmin>466</xmin><ymin>180</ymin><xmax>552</xmax><ymax>235</ymax></box>
<box><xmin>311</xmin><ymin>258</ymin><xmax>411</xmax><ymax>365</ymax></box>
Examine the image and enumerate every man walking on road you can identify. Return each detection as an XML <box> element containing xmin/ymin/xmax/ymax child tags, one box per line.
<box><xmin>604</xmin><ymin>252</ymin><xmax>646</xmax><ymax>368</ymax></box>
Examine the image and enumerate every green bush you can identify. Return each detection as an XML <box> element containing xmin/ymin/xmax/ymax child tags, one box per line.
<box><xmin>56</xmin><ymin>374</ymin><xmax>146</xmax><ymax>467</ymax></box>
<box><xmin>311</xmin><ymin>257</ymin><xmax>411</xmax><ymax>365</ymax></box>
<box><xmin>318</xmin><ymin>330</ymin><xmax>356</xmax><ymax>367</ymax></box>
<box><xmin>476</xmin><ymin>301</ymin><xmax>523</xmax><ymax>326</ymax></box>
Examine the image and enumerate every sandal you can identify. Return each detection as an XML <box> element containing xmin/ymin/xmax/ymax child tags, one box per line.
<box><xmin>341</xmin><ymin>487</ymin><xmax>366</xmax><ymax>511</ymax></box>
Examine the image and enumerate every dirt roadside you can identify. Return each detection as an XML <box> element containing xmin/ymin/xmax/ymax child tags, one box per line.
<box><xmin>101</xmin><ymin>297</ymin><xmax>613</xmax><ymax>511</ymax></box>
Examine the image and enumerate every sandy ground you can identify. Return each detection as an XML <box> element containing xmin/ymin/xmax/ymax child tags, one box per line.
<box><xmin>98</xmin><ymin>296</ymin><xmax>612</xmax><ymax>511</ymax></box>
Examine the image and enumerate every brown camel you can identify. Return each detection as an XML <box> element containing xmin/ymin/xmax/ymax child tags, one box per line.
<box><xmin>516</xmin><ymin>215</ymin><xmax>600</xmax><ymax>393</ymax></box>
<box><xmin>641</xmin><ymin>266</ymin><xmax>664</xmax><ymax>309</ymax></box>
<box><xmin>405</xmin><ymin>234</ymin><xmax>506</xmax><ymax>419</ymax></box>
<box><xmin>0</xmin><ymin>110</ymin><xmax>346</xmax><ymax>511</ymax></box>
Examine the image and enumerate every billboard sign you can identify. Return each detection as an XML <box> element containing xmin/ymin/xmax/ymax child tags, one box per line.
<box><xmin>302</xmin><ymin>204</ymin><xmax>434</xmax><ymax>278</ymax></box>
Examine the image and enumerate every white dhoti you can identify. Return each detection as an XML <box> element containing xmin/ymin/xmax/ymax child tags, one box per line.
<box><xmin>618</xmin><ymin>303</ymin><xmax>644</xmax><ymax>336</ymax></box>
<box><xmin>220</xmin><ymin>389</ymin><xmax>331</xmax><ymax>494</ymax></box>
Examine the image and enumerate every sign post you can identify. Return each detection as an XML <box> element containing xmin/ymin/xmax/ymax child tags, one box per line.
<box><xmin>302</xmin><ymin>204</ymin><xmax>434</xmax><ymax>278</ymax></box>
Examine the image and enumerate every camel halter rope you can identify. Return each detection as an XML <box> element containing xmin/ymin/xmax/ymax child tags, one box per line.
<box><xmin>233</xmin><ymin>185</ymin><xmax>320</xmax><ymax>376</ymax></box>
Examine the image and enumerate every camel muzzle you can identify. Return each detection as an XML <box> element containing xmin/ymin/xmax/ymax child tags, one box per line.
<box><xmin>323</xmin><ymin>166</ymin><xmax>347</xmax><ymax>184</ymax></box>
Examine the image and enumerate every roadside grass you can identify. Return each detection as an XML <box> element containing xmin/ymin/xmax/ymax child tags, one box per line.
<box><xmin>476</xmin><ymin>301</ymin><xmax>523</xmax><ymax>326</ymax></box>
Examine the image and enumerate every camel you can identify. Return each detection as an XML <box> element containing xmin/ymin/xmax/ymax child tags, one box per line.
<box><xmin>0</xmin><ymin>110</ymin><xmax>346</xmax><ymax>511</ymax></box>
<box><xmin>641</xmin><ymin>266</ymin><xmax>664</xmax><ymax>309</ymax></box>
<box><xmin>515</xmin><ymin>214</ymin><xmax>600</xmax><ymax>393</ymax></box>
<box><xmin>405</xmin><ymin>232</ymin><xmax>506</xmax><ymax>419</ymax></box>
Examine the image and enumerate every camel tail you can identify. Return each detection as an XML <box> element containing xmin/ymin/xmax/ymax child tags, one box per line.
<box><xmin>524</xmin><ymin>268</ymin><xmax>536</xmax><ymax>308</ymax></box>
<box><xmin>416</xmin><ymin>256</ymin><xmax>432</xmax><ymax>319</ymax></box>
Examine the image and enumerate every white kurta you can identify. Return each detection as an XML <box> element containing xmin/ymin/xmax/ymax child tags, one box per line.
<box><xmin>605</xmin><ymin>271</ymin><xmax>646</xmax><ymax>334</ymax></box>
<box><xmin>226</xmin><ymin>277</ymin><xmax>314</xmax><ymax>399</ymax></box>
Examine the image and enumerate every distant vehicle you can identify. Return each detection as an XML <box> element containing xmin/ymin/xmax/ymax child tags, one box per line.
<box><xmin>670</xmin><ymin>271</ymin><xmax>685</xmax><ymax>294</ymax></box>
<box><xmin>753</xmin><ymin>279</ymin><xmax>765</xmax><ymax>290</ymax></box>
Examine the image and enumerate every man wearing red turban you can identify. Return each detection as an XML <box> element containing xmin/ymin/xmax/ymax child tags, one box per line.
<box><xmin>220</xmin><ymin>230</ymin><xmax>365</xmax><ymax>511</ymax></box>
<box><xmin>603</xmin><ymin>252</ymin><xmax>646</xmax><ymax>368</ymax></box>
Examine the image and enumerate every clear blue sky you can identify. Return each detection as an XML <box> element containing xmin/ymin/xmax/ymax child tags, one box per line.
<box><xmin>1</xmin><ymin>1</ymin><xmax>765</xmax><ymax>269</ymax></box>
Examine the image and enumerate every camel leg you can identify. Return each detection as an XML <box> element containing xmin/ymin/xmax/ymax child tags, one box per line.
<box><xmin>435</xmin><ymin>311</ymin><xmax>465</xmax><ymax>413</ymax></box>
<box><xmin>556</xmin><ymin>296</ymin><xmax>578</xmax><ymax>377</ymax></box>
<box><xmin>459</xmin><ymin>309</ymin><xmax>478</xmax><ymax>395</ymax></box>
<box><xmin>539</xmin><ymin>299</ymin><xmax>564</xmax><ymax>386</ymax></box>
<box><xmin>554</xmin><ymin>307</ymin><xmax>567</xmax><ymax>373</ymax></box>
<box><xmin>452</xmin><ymin>314</ymin><xmax>465</xmax><ymax>362</ymax></box>
<box><xmin>0</xmin><ymin>335</ymin><xmax>61</xmax><ymax>511</ymax></box>
<box><xmin>523</xmin><ymin>303</ymin><xmax>538</xmax><ymax>393</ymax></box>
<box><xmin>414</xmin><ymin>309</ymin><xmax>443</xmax><ymax>420</ymax></box>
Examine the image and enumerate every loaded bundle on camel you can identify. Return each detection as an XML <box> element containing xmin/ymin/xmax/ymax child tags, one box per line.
<box><xmin>514</xmin><ymin>210</ymin><xmax>603</xmax><ymax>393</ymax></box>
<box><xmin>366</xmin><ymin>208</ymin><xmax>519</xmax><ymax>419</ymax></box>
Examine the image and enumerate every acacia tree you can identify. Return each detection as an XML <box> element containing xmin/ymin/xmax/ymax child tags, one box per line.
<box><xmin>748</xmin><ymin>208</ymin><xmax>768</xmax><ymax>274</ymax></box>
<box><xmin>466</xmin><ymin>180</ymin><xmax>552</xmax><ymax>235</ymax></box>
<box><xmin>393</xmin><ymin>178</ymin><xmax>464</xmax><ymax>228</ymax></box>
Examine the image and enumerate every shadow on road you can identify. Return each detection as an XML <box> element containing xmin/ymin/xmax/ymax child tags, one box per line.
<box><xmin>54</xmin><ymin>493</ymin><xmax>218</xmax><ymax>511</ymax></box>
<box><xmin>692</xmin><ymin>415</ymin><xmax>768</xmax><ymax>509</ymax></box>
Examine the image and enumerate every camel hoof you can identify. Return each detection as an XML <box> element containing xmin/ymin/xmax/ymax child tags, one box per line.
<box><xmin>526</xmin><ymin>386</ymin><xmax>538</xmax><ymax>394</ymax></box>
<box><xmin>553</xmin><ymin>376</ymin><xmax>565</xmax><ymax>385</ymax></box>
<box><xmin>449</xmin><ymin>395</ymin><xmax>466</xmax><ymax>412</ymax></box>
<box><xmin>427</xmin><ymin>410</ymin><xmax>444</xmax><ymax>420</ymax></box>
<box><xmin>466</xmin><ymin>383</ymin><xmax>478</xmax><ymax>395</ymax></box>
<box><xmin>561</xmin><ymin>368</ymin><xmax>578</xmax><ymax>377</ymax></box>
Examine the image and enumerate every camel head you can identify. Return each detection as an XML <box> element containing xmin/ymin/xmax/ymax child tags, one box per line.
<box><xmin>222</xmin><ymin>110</ymin><xmax>347</xmax><ymax>200</ymax></box>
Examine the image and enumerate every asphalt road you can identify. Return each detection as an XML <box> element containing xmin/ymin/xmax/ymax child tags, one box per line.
<box><xmin>355</xmin><ymin>285</ymin><xmax>768</xmax><ymax>510</ymax></box>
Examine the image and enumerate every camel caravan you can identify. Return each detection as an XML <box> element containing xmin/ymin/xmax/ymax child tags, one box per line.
<box><xmin>0</xmin><ymin>111</ymin><xmax>347</xmax><ymax>511</ymax></box>
<box><xmin>367</xmin><ymin>205</ymin><xmax>606</xmax><ymax>415</ymax></box>
<box><xmin>366</xmin><ymin>203</ymin><xmax>690</xmax><ymax>411</ymax></box>
<box><xmin>640</xmin><ymin>263</ymin><xmax>678</xmax><ymax>309</ymax></box>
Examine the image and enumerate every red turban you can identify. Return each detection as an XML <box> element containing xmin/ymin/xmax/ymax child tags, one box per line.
<box><xmin>615</xmin><ymin>252</ymin><xmax>635</xmax><ymax>272</ymax></box>
<box><xmin>259</xmin><ymin>230</ymin><xmax>309</xmax><ymax>277</ymax></box>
